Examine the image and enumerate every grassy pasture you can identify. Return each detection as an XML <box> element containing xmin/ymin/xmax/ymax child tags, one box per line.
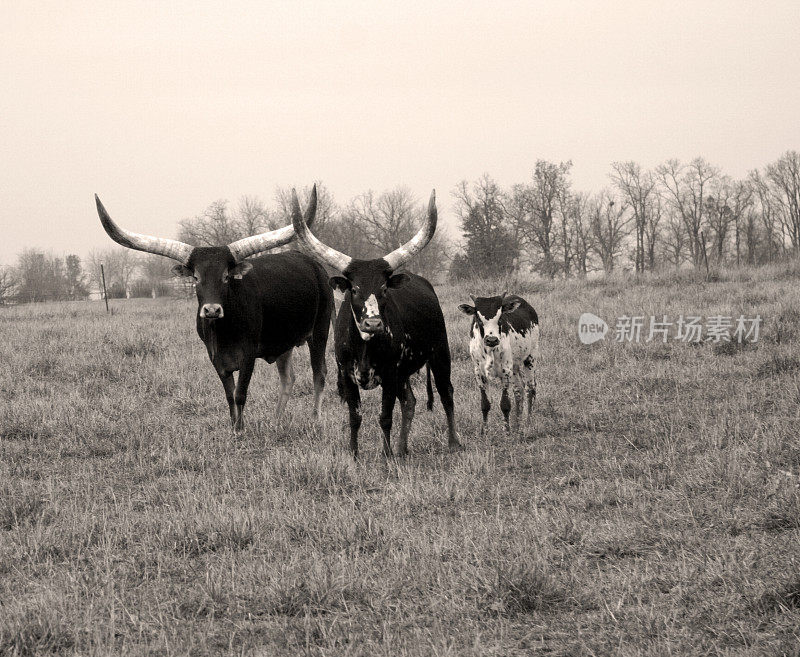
<box><xmin>1</xmin><ymin>267</ymin><xmax>799</xmax><ymax>655</ymax></box>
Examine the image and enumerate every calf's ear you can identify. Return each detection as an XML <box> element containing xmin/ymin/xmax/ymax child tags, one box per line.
<box><xmin>458</xmin><ymin>303</ymin><xmax>476</xmax><ymax>315</ymax></box>
<box><xmin>329</xmin><ymin>276</ymin><xmax>351</xmax><ymax>292</ymax></box>
<box><xmin>231</xmin><ymin>261</ymin><xmax>253</xmax><ymax>279</ymax></box>
<box><xmin>502</xmin><ymin>299</ymin><xmax>521</xmax><ymax>313</ymax></box>
<box><xmin>171</xmin><ymin>264</ymin><xmax>194</xmax><ymax>278</ymax></box>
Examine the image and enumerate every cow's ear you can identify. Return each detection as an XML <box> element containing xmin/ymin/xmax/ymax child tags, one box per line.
<box><xmin>502</xmin><ymin>299</ymin><xmax>521</xmax><ymax>313</ymax></box>
<box><xmin>458</xmin><ymin>303</ymin><xmax>476</xmax><ymax>315</ymax></box>
<box><xmin>171</xmin><ymin>264</ymin><xmax>193</xmax><ymax>278</ymax></box>
<box><xmin>329</xmin><ymin>276</ymin><xmax>351</xmax><ymax>292</ymax></box>
<box><xmin>387</xmin><ymin>273</ymin><xmax>410</xmax><ymax>289</ymax></box>
<box><xmin>230</xmin><ymin>261</ymin><xmax>253</xmax><ymax>279</ymax></box>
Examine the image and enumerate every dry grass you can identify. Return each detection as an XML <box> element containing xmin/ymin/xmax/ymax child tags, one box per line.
<box><xmin>1</xmin><ymin>267</ymin><xmax>799</xmax><ymax>655</ymax></box>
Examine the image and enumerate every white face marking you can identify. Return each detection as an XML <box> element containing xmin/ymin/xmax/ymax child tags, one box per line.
<box><xmin>364</xmin><ymin>294</ymin><xmax>379</xmax><ymax>318</ymax></box>
<box><xmin>476</xmin><ymin>308</ymin><xmax>502</xmax><ymax>346</ymax></box>
<box><xmin>352</xmin><ymin>293</ymin><xmax>381</xmax><ymax>340</ymax></box>
<box><xmin>351</xmin><ymin>305</ymin><xmax>373</xmax><ymax>340</ymax></box>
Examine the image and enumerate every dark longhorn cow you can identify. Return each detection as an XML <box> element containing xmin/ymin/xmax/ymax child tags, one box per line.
<box><xmin>458</xmin><ymin>293</ymin><xmax>539</xmax><ymax>433</ymax></box>
<box><xmin>292</xmin><ymin>190</ymin><xmax>460</xmax><ymax>457</ymax></box>
<box><xmin>94</xmin><ymin>188</ymin><xmax>333</xmax><ymax>432</ymax></box>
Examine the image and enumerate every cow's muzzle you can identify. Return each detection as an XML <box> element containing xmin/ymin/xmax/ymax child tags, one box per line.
<box><xmin>361</xmin><ymin>317</ymin><xmax>384</xmax><ymax>333</ymax></box>
<box><xmin>484</xmin><ymin>335</ymin><xmax>500</xmax><ymax>348</ymax></box>
<box><xmin>200</xmin><ymin>303</ymin><xmax>224</xmax><ymax>319</ymax></box>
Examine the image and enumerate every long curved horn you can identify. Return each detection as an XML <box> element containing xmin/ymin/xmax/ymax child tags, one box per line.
<box><xmin>227</xmin><ymin>186</ymin><xmax>318</xmax><ymax>262</ymax></box>
<box><xmin>95</xmin><ymin>195</ymin><xmax>194</xmax><ymax>264</ymax></box>
<box><xmin>291</xmin><ymin>187</ymin><xmax>353</xmax><ymax>273</ymax></box>
<box><xmin>383</xmin><ymin>189</ymin><xmax>438</xmax><ymax>270</ymax></box>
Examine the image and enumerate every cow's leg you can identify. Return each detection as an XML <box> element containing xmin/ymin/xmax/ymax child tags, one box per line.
<box><xmin>477</xmin><ymin>371</ymin><xmax>491</xmax><ymax>436</ymax></box>
<box><xmin>275</xmin><ymin>350</ymin><xmax>295</xmax><ymax>423</ymax></box>
<box><xmin>396</xmin><ymin>378</ymin><xmax>416</xmax><ymax>457</ymax></box>
<box><xmin>513</xmin><ymin>370</ymin><xmax>525</xmax><ymax>432</ymax></box>
<box><xmin>217</xmin><ymin>368</ymin><xmax>238</xmax><ymax>432</ymax></box>
<box><xmin>231</xmin><ymin>358</ymin><xmax>256</xmax><ymax>433</ymax></box>
<box><xmin>339</xmin><ymin>372</ymin><xmax>362</xmax><ymax>457</ymax></box>
<box><xmin>307</xmin><ymin>338</ymin><xmax>327</xmax><ymax>420</ymax></box>
<box><xmin>500</xmin><ymin>387</ymin><xmax>512</xmax><ymax>432</ymax></box>
<box><xmin>307</xmin><ymin>296</ymin><xmax>331</xmax><ymax>420</ymax></box>
<box><xmin>431</xmin><ymin>354</ymin><xmax>462</xmax><ymax>451</ymax></box>
<box><xmin>500</xmin><ymin>366</ymin><xmax>514</xmax><ymax>433</ymax></box>
<box><xmin>425</xmin><ymin>363</ymin><xmax>434</xmax><ymax>411</ymax></box>
<box><xmin>379</xmin><ymin>383</ymin><xmax>397</xmax><ymax>457</ymax></box>
<box><xmin>523</xmin><ymin>355</ymin><xmax>537</xmax><ymax>419</ymax></box>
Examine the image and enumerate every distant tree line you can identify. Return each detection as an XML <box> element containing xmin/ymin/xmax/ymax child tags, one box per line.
<box><xmin>1</xmin><ymin>151</ymin><xmax>797</xmax><ymax>304</ymax></box>
<box><xmin>0</xmin><ymin>183</ymin><xmax>453</xmax><ymax>305</ymax></box>
<box><xmin>452</xmin><ymin>150</ymin><xmax>800</xmax><ymax>280</ymax></box>
<box><xmin>1</xmin><ymin>251</ymin><xmax>89</xmax><ymax>304</ymax></box>
<box><xmin>175</xmin><ymin>183</ymin><xmax>453</xmax><ymax>281</ymax></box>
<box><xmin>0</xmin><ymin>248</ymin><xmax>176</xmax><ymax>305</ymax></box>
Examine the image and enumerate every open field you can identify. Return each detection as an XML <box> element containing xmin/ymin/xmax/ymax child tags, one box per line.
<box><xmin>1</xmin><ymin>266</ymin><xmax>799</xmax><ymax>656</ymax></box>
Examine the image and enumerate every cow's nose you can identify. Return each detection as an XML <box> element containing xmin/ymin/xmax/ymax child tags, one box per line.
<box><xmin>484</xmin><ymin>335</ymin><xmax>500</xmax><ymax>348</ymax></box>
<box><xmin>200</xmin><ymin>303</ymin><xmax>224</xmax><ymax>319</ymax></box>
<box><xmin>363</xmin><ymin>317</ymin><xmax>383</xmax><ymax>332</ymax></box>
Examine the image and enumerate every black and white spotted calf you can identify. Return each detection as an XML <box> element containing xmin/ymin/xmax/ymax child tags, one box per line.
<box><xmin>458</xmin><ymin>294</ymin><xmax>539</xmax><ymax>433</ymax></box>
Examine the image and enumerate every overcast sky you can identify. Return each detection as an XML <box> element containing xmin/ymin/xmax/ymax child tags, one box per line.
<box><xmin>1</xmin><ymin>0</ymin><xmax>798</xmax><ymax>266</ymax></box>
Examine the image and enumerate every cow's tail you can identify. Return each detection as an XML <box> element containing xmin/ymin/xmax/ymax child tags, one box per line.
<box><xmin>426</xmin><ymin>362</ymin><xmax>434</xmax><ymax>411</ymax></box>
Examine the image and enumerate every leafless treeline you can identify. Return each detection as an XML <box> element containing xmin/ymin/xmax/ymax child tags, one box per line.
<box><xmin>452</xmin><ymin>150</ymin><xmax>800</xmax><ymax>279</ymax></box>
<box><xmin>1</xmin><ymin>151</ymin><xmax>797</xmax><ymax>304</ymax></box>
<box><xmin>175</xmin><ymin>184</ymin><xmax>452</xmax><ymax>281</ymax></box>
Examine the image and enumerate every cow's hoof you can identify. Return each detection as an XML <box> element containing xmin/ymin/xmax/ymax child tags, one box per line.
<box><xmin>448</xmin><ymin>441</ymin><xmax>465</xmax><ymax>453</ymax></box>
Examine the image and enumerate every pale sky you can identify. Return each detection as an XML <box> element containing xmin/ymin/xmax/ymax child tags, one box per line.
<box><xmin>1</xmin><ymin>1</ymin><xmax>798</xmax><ymax>266</ymax></box>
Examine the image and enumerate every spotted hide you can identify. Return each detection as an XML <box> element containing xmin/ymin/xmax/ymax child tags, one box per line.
<box><xmin>293</xmin><ymin>190</ymin><xmax>461</xmax><ymax>457</ymax></box>
<box><xmin>458</xmin><ymin>294</ymin><xmax>539</xmax><ymax>433</ymax></box>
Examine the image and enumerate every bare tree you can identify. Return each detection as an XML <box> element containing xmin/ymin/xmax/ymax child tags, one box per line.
<box><xmin>0</xmin><ymin>266</ymin><xmax>16</xmax><ymax>304</ymax></box>
<box><xmin>514</xmin><ymin>160</ymin><xmax>572</xmax><ymax>277</ymax></box>
<box><xmin>556</xmin><ymin>186</ymin><xmax>574</xmax><ymax>277</ymax></box>
<box><xmin>451</xmin><ymin>175</ymin><xmax>516</xmax><ymax>280</ymax></box>
<box><xmin>346</xmin><ymin>187</ymin><xmax>422</xmax><ymax>254</ymax></box>
<box><xmin>704</xmin><ymin>175</ymin><xmax>736</xmax><ymax>263</ymax></box>
<box><xmin>766</xmin><ymin>150</ymin><xmax>800</xmax><ymax>251</ymax></box>
<box><xmin>729</xmin><ymin>180</ymin><xmax>753</xmax><ymax>266</ymax></box>
<box><xmin>13</xmin><ymin>249</ymin><xmax>75</xmax><ymax>302</ymax></box>
<box><xmin>566</xmin><ymin>191</ymin><xmax>594</xmax><ymax>276</ymax></box>
<box><xmin>137</xmin><ymin>254</ymin><xmax>175</xmax><ymax>297</ymax></box>
<box><xmin>750</xmin><ymin>169</ymin><xmax>785</xmax><ymax>262</ymax></box>
<box><xmin>87</xmin><ymin>248</ymin><xmax>138</xmax><ymax>298</ymax></box>
<box><xmin>275</xmin><ymin>181</ymin><xmax>338</xmax><ymax>237</ymax></box>
<box><xmin>589</xmin><ymin>190</ymin><xmax>631</xmax><ymax>273</ymax></box>
<box><xmin>657</xmin><ymin>158</ymin><xmax>719</xmax><ymax>267</ymax></box>
<box><xmin>660</xmin><ymin>206</ymin><xmax>687</xmax><ymax>268</ymax></box>
<box><xmin>236</xmin><ymin>195</ymin><xmax>275</xmax><ymax>238</ymax></box>
<box><xmin>610</xmin><ymin>161</ymin><xmax>658</xmax><ymax>272</ymax></box>
<box><xmin>177</xmin><ymin>199</ymin><xmax>239</xmax><ymax>247</ymax></box>
<box><xmin>643</xmin><ymin>192</ymin><xmax>664</xmax><ymax>270</ymax></box>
